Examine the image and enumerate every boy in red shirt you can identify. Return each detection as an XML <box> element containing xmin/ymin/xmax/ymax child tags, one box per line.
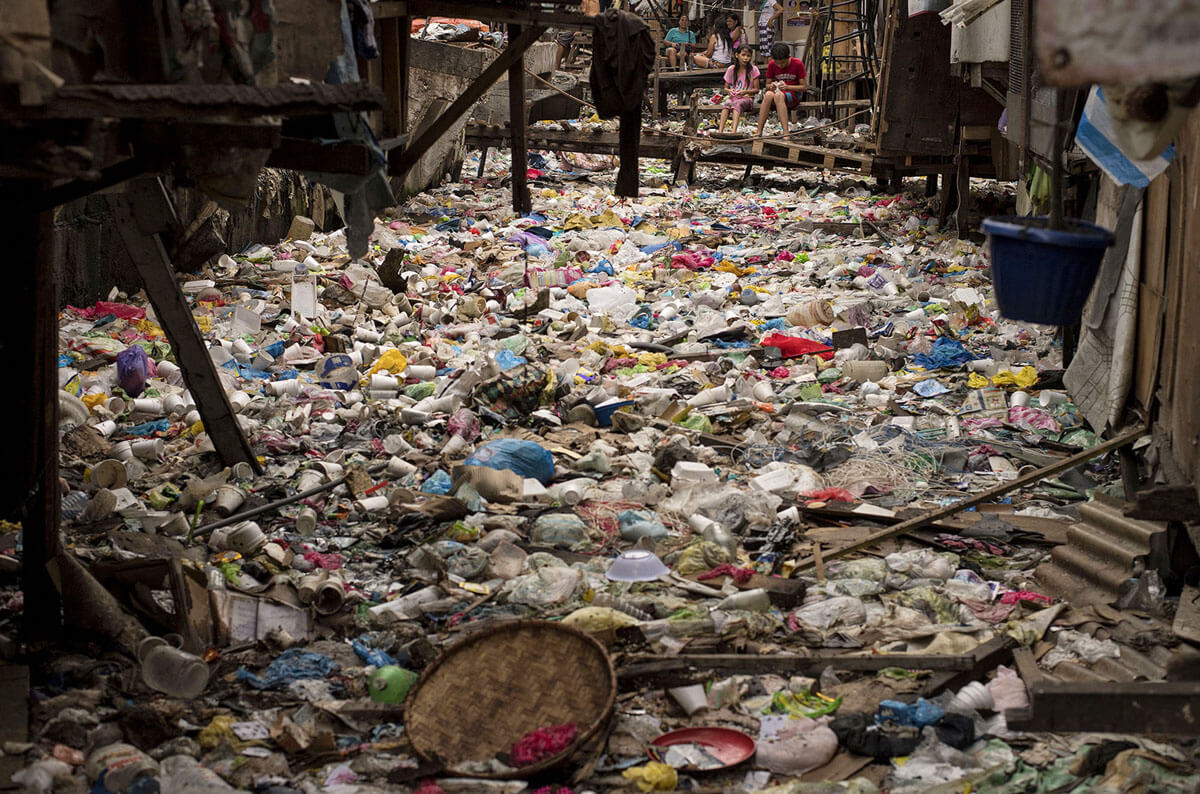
<box><xmin>754</xmin><ymin>43</ymin><xmax>807</xmax><ymax>137</ymax></box>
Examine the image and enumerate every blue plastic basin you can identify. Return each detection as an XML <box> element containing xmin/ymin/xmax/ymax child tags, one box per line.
<box><xmin>982</xmin><ymin>215</ymin><xmax>1115</xmax><ymax>326</ymax></box>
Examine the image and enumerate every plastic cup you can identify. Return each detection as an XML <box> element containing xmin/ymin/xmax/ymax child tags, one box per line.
<box><xmin>212</xmin><ymin>485</ymin><xmax>245</xmax><ymax>517</ymax></box>
<box><xmin>370</xmin><ymin>374</ymin><xmax>400</xmax><ymax>391</ymax></box>
<box><xmin>111</xmin><ymin>440</ymin><xmax>134</xmax><ymax>462</ymax></box>
<box><xmin>296</xmin><ymin>507</ymin><xmax>318</xmax><ymax>537</ymax></box>
<box><xmin>386</xmin><ymin>457</ymin><xmax>417</xmax><ymax>477</ymax></box>
<box><xmin>1010</xmin><ymin>391</ymin><xmax>1031</xmax><ymax>408</ymax></box>
<box><xmin>267</xmin><ymin>380</ymin><xmax>302</xmax><ymax>397</ymax></box>
<box><xmin>131</xmin><ymin>438</ymin><xmax>164</xmax><ymax>460</ymax></box>
<box><xmin>92</xmin><ymin>459</ymin><xmax>128</xmax><ymax>489</ymax></box>
<box><xmin>226</xmin><ymin>520</ymin><xmax>266</xmax><ymax>555</ymax></box>
<box><xmin>667</xmin><ymin>684</ymin><xmax>709</xmax><ymax>716</ymax></box>
<box><xmin>317</xmin><ymin>462</ymin><xmax>344</xmax><ymax>480</ymax></box>
<box><xmin>156</xmin><ymin>360</ymin><xmax>181</xmax><ymax>383</ymax></box>
<box><xmin>357</xmin><ymin>495</ymin><xmax>390</xmax><ymax>513</ymax></box>
<box><xmin>296</xmin><ymin>470</ymin><xmax>323</xmax><ymax>492</ymax></box>
<box><xmin>406</xmin><ymin>364</ymin><xmax>436</xmax><ymax>381</ymax></box>
<box><xmin>161</xmin><ymin>394</ymin><xmax>185</xmax><ymax>415</ymax></box>
<box><xmin>92</xmin><ymin>419</ymin><xmax>117</xmax><ymax>437</ymax></box>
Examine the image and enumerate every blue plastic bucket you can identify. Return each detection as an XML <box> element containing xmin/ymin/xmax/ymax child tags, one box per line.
<box><xmin>982</xmin><ymin>216</ymin><xmax>1115</xmax><ymax>326</ymax></box>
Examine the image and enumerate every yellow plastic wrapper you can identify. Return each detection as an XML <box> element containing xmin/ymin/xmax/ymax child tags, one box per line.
<box><xmin>967</xmin><ymin>372</ymin><xmax>991</xmax><ymax>389</ymax></box>
<box><xmin>635</xmin><ymin>352</ymin><xmax>667</xmax><ymax>368</ymax></box>
<box><xmin>197</xmin><ymin>715</ymin><xmax>237</xmax><ymax>751</ymax></box>
<box><xmin>563</xmin><ymin>213</ymin><xmax>593</xmax><ymax>230</ymax></box>
<box><xmin>992</xmin><ymin>366</ymin><xmax>1038</xmax><ymax>389</ymax></box>
<box><xmin>591</xmin><ymin>208</ymin><xmax>622</xmax><ymax>228</ymax></box>
<box><xmin>364</xmin><ymin>349</ymin><xmax>409</xmax><ymax>380</ymax></box>
<box><xmin>714</xmin><ymin>261</ymin><xmax>756</xmax><ymax>277</ymax></box>
<box><xmin>675</xmin><ymin>540</ymin><xmax>732</xmax><ymax>575</ymax></box>
<box><xmin>81</xmin><ymin>393</ymin><xmax>107</xmax><ymax>412</ymax></box>
<box><xmin>562</xmin><ymin>606</ymin><xmax>639</xmax><ymax>632</ymax></box>
<box><xmin>622</xmin><ymin>761</ymin><xmax>678</xmax><ymax>792</ymax></box>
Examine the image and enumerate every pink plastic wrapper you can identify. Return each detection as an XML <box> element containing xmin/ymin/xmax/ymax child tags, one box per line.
<box><xmin>303</xmin><ymin>551</ymin><xmax>344</xmax><ymax>570</ymax></box>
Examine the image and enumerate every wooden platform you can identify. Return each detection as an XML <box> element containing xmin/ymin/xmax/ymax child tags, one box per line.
<box><xmin>464</xmin><ymin>121</ymin><xmax>963</xmax><ymax>181</ymax></box>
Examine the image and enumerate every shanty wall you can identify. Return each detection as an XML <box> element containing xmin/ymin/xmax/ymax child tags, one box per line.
<box><xmin>1140</xmin><ymin>108</ymin><xmax>1200</xmax><ymax>497</ymax></box>
<box><xmin>54</xmin><ymin>173</ymin><xmax>338</xmax><ymax>307</ymax></box>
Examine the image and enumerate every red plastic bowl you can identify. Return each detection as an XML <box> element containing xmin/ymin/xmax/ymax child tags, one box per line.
<box><xmin>647</xmin><ymin>726</ymin><xmax>756</xmax><ymax>771</ymax></box>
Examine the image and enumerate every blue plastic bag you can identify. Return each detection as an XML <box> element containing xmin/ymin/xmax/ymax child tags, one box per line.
<box><xmin>236</xmin><ymin>649</ymin><xmax>338</xmax><ymax>690</ymax></box>
<box><xmin>464</xmin><ymin>439</ymin><xmax>555</xmax><ymax>485</ymax></box>
<box><xmin>421</xmin><ymin>469</ymin><xmax>453</xmax><ymax>495</ymax></box>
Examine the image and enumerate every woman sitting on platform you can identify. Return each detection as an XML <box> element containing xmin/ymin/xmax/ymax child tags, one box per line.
<box><xmin>693</xmin><ymin>13</ymin><xmax>742</xmax><ymax>69</ymax></box>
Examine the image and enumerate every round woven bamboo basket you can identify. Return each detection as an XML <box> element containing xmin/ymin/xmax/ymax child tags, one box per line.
<box><xmin>404</xmin><ymin>620</ymin><xmax>617</xmax><ymax>779</ymax></box>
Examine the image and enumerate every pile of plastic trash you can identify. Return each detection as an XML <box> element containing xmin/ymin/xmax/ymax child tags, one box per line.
<box><xmin>24</xmin><ymin>152</ymin><xmax>1191</xmax><ymax>794</ymax></box>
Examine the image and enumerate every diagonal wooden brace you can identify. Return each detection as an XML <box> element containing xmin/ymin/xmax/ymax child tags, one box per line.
<box><xmin>108</xmin><ymin>178</ymin><xmax>261</xmax><ymax>473</ymax></box>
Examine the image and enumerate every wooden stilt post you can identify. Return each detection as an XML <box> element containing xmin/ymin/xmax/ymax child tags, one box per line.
<box><xmin>509</xmin><ymin>24</ymin><xmax>531</xmax><ymax>216</ymax></box>
<box><xmin>10</xmin><ymin>197</ymin><xmax>62</xmax><ymax>640</ymax></box>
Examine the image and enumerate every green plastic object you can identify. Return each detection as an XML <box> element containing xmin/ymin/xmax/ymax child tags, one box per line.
<box><xmin>370</xmin><ymin>665</ymin><xmax>419</xmax><ymax>705</ymax></box>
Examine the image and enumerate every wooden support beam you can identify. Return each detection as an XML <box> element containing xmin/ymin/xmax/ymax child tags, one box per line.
<box><xmin>109</xmin><ymin>179</ymin><xmax>261</xmax><ymax>473</ymax></box>
<box><xmin>508</xmin><ymin>23</ymin><xmax>531</xmax><ymax>216</ymax></box>
<box><xmin>1124</xmin><ymin>485</ymin><xmax>1200</xmax><ymax>522</ymax></box>
<box><xmin>0</xmin><ymin>665</ymin><xmax>30</xmax><ymax>784</ymax></box>
<box><xmin>618</xmin><ymin>652</ymin><xmax>980</xmax><ymax>690</ymax></box>
<box><xmin>266</xmin><ymin>137</ymin><xmax>375</xmax><ymax>174</ymax></box>
<box><xmin>1008</xmin><ymin>680</ymin><xmax>1200</xmax><ymax>734</ymax></box>
<box><xmin>379</xmin><ymin>17</ymin><xmax>404</xmax><ymax>138</ymax></box>
<box><xmin>36</xmin><ymin>156</ymin><xmax>149</xmax><ymax>212</ymax></box>
<box><xmin>389</xmin><ymin>24</ymin><xmax>546</xmax><ymax>177</ymax></box>
<box><xmin>791</xmin><ymin>425</ymin><xmax>1148</xmax><ymax>573</ymax></box>
<box><xmin>397</xmin><ymin>15</ymin><xmax>410</xmax><ymax>134</ymax></box>
<box><xmin>9</xmin><ymin>199</ymin><xmax>62</xmax><ymax>640</ymax></box>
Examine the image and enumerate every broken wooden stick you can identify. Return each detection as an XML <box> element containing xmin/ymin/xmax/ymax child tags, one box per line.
<box><xmin>790</xmin><ymin>425</ymin><xmax>1148</xmax><ymax>574</ymax></box>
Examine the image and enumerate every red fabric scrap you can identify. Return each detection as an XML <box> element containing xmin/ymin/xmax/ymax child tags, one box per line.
<box><xmin>302</xmin><ymin>551</ymin><xmax>344</xmax><ymax>570</ymax></box>
<box><xmin>802</xmin><ymin>487</ymin><xmax>856</xmax><ymax>503</ymax></box>
<box><xmin>761</xmin><ymin>333</ymin><xmax>835</xmax><ymax>361</ymax></box>
<box><xmin>697</xmin><ymin>563</ymin><xmax>755</xmax><ymax>584</ymax></box>
<box><xmin>670</xmin><ymin>252</ymin><xmax>714</xmax><ymax>271</ymax></box>
<box><xmin>510</xmin><ymin>723</ymin><xmax>578</xmax><ymax>767</ymax></box>
<box><xmin>413</xmin><ymin>781</ymin><xmax>447</xmax><ymax>794</ymax></box>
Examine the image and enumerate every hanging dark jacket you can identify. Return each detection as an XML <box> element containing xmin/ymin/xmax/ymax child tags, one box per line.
<box><xmin>589</xmin><ymin>9</ymin><xmax>655</xmax><ymax>117</ymax></box>
<box><xmin>589</xmin><ymin>9</ymin><xmax>655</xmax><ymax>196</ymax></box>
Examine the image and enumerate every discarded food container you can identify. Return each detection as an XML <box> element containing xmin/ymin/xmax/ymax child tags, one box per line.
<box><xmin>716</xmin><ymin>588</ymin><xmax>772</xmax><ymax>612</ymax></box>
<box><xmin>138</xmin><ymin>634</ymin><xmax>209</xmax><ymax>698</ymax></box>
<box><xmin>667</xmin><ymin>684</ymin><xmax>709</xmax><ymax>715</ymax></box>
<box><xmin>606</xmin><ymin>550</ymin><xmax>670</xmax><ymax>582</ymax></box>
<box><xmin>593</xmin><ymin>399</ymin><xmax>635</xmax><ymax>426</ymax></box>
<box><xmin>212</xmin><ymin>484</ymin><xmax>245</xmax><ymax>517</ymax></box>
<box><xmin>92</xmin><ymin>459</ymin><xmax>128</xmax><ymax>489</ymax></box>
<box><xmin>86</xmin><ymin>743</ymin><xmax>159</xmax><ymax>792</ymax></box>
<box><xmin>982</xmin><ymin>216</ymin><xmax>1115</xmax><ymax>325</ymax></box>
